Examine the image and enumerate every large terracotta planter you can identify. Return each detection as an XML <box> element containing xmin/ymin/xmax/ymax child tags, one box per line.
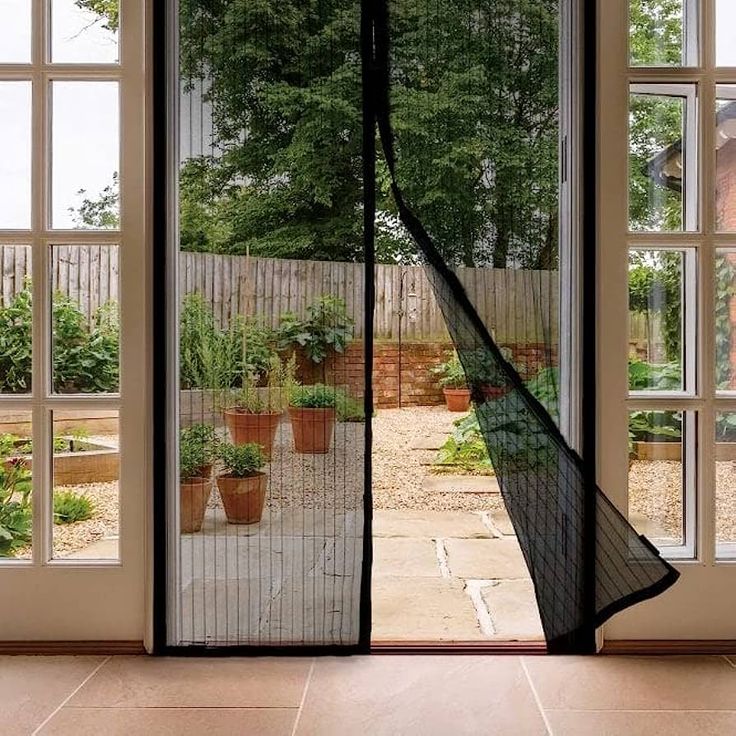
<box><xmin>288</xmin><ymin>406</ymin><xmax>336</xmax><ymax>454</ymax></box>
<box><xmin>216</xmin><ymin>471</ymin><xmax>267</xmax><ymax>524</ymax></box>
<box><xmin>180</xmin><ymin>477</ymin><xmax>212</xmax><ymax>533</ymax></box>
<box><xmin>443</xmin><ymin>388</ymin><xmax>471</xmax><ymax>412</ymax></box>
<box><xmin>223</xmin><ymin>409</ymin><xmax>281</xmax><ymax>458</ymax></box>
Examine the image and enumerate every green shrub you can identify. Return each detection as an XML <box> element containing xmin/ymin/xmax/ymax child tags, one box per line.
<box><xmin>336</xmin><ymin>392</ymin><xmax>365</xmax><ymax>422</ymax></box>
<box><xmin>430</xmin><ymin>351</ymin><xmax>467</xmax><ymax>389</ymax></box>
<box><xmin>53</xmin><ymin>489</ymin><xmax>95</xmax><ymax>525</ymax></box>
<box><xmin>290</xmin><ymin>384</ymin><xmax>340</xmax><ymax>409</ymax></box>
<box><xmin>277</xmin><ymin>295</ymin><xmax>354</xmax><ymax>364</ymax></box>
<box><xmin>179</xmin><ymin>432</ymin><xmax>211</xmax><ymax>480</ymax></box>
<box><xmin>218</xmin><ymin>442</ymin><xmax>266</xmax><ymax>477</ymax></box>
<box><xmin>0</xmin><ymin>457</ymin><xmax>32</xmax><ymax>557</ymax></box>
<box><xmin>180</xmin><ymin>423</ymin><xmax>218</xmax><ymax>460</ymax></box>
<box><xmin>0</xmin><ymin>284</ymin><xmax>32</xmax><ymax>393</ymax></box>
<box><xmin>434</xmin><ymin>411</ymin><xmax>493</xmax><ymax>474</ymax></box>
<box><xmin>227</xmin><ymin>353</ymin><xmax>298</xmax><ymax>413</ymax></box>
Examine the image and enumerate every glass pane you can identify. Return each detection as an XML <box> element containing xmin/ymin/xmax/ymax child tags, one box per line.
<box><xmin>51</xmin><ymin>81</ymin><xmax>119</xmax><ymax>229</ymax></box>
<box><xmin>0</xmin><ymin>410</ymin><xmax>33</xmax><ymax>560</ymax></box>
<box><xmin>0</xmin><ymin>0</ymin><xmax>31</xmax><ymax>63</ymax></box>
<box><xmin>0</xmin><ymin>246</ymin><xmax>32</xmax><ymax>394</ymax></box>
<box><xmin>716</xmin><ymin>249</ymin><xmax>736</xmax><ymax>390</ymax></box>
<box><xmin>630</xmin><ymin>0</ymin><xmax>691</xmax><ymax>67</ymax></box>
<box><xmin>716</xmin><ymin>86</ymin><xmax>736</xmax><ymax>232</ymax></box>
<box><xmin>0</xmin><ymin>81</ymin><xmax>32</xmax><ymax>229</ymax></box>
<box><xmin>628</xmin><ymin>409</ymin><xmax>686</xmax><ymax>548</ymax></box>
<box><xmin>51</xmin><ymin>0</ymin><xmax>119</xmax><ymax>64</ymax></box>
<box><xmin>716</xmin><ymin>412</ymin><xmax>736</xmax><ymax>556</ymax></box>
<box><xmin>51</xmin><ymin>245</ymin><xmax>119</xmax><ymax>394</ymax></box>
<box><xmin>717</xmin><ymin>0</ymin><xmax>736</xmax><ymax>67</ymax></box>
<box><xmin>628</xmin><ymin>249</ymin><xmax>686</xmax><ymax>392</ymax></box>
<box><xmin>52</xmin><ymin>410</ymin><xmax>119</xmax><ymax>560</ymax></box>
<box><xmin>629</xmin><ymin>88</ymin><xmax>694</xmax><ymax>232</ymax></box>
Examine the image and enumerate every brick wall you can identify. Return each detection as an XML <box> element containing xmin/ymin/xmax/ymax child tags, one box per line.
<box><xmin>297</xmin><ymin>341</ymin><xmax>557</xmax><ymax>409</ymax></box>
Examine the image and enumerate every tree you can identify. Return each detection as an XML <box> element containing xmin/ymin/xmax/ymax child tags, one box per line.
<box><xmin>178</xmin><ymin>0</ymin><xmax>560</xmax><ymax>267</ymax></box>
<box><xmin>75</xmin><ymin>0</ymin><xmax>119</xmax><ymax>32</ymax></box>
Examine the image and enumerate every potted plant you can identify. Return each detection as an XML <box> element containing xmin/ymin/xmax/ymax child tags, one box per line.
<box><xmin>180</xmin><ymin>423</ymin><xmax>218</xmax><ymax>478</ymax></box>
<box><xmin>223</xmin><ymin>355</ymin><xmax>296</xmax><ymax>458</ymax></box>
<box><xmin>288</xmin><ymin>384</ymin><xmax>338</xmax><ymax>454</ymax></box>
<box><xmin>179</xmin><ymin>433</ymin><xmax>212</xmax><ymax>533</ymax></box>
<box><xmin>464</xmin><ymin>345</ymin><xmax>514</xmax><ymax>400</ymax></box>
<box><xmin>431</xmin><ymin>351</ymin><xmax>471</xmax><ymax>412</ymax></box>
<box><xmin>216</xmin><ymin>441</ymin><xmax>268</xmax><ymax>524</ymax></box>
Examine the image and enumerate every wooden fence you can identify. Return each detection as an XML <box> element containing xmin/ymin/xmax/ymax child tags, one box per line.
<box><xmin>0</xmin><ymin>245</ymin><xmax>559</xmax><ymax>342</ymax></box>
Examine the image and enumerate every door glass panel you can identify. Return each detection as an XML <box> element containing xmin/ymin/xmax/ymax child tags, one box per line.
<box><xmin>51</xmin><ymin>0</ymin><xmax>119</xmax><ymax>64</ymax></box>
<box><xmin>51</xmin><ymin>81</ymin><xmax>119</xmax><ymax>230</ymax></box>
<box><xmin>715</xmin><ymin>248</ymin><xmax>736</xmax><ymax>390</ymax></box>
<box><xmin>0</xmin><ymin>0</ymin><xmax>31</xmax><ymax>63</ymax></box>
<box><xmin>628</xmin><ymin>409</ymin><xmax>687</xmax><ymax>548</ymax></box>
<box><xmin>51</xmin><ymin>245</ymin><xmax>119</xmax><ymax>394</ymax></box>
<box><xmin>629</xmin><ymin>249</ymin><xmax>690</xmax><ymax>392</ymax></box>
<box><xmin>0</xmin><ymin>410</ymin><xmax>34</xmax><ymax>560</ymax></box>
<box><xmin>716</xmin><ymin>411</ymin><xmax>736</xmax><ymax>557</ymax></box>
<box><xmin>716</xmin><ymin>86</ymin><xmax>736</xmax><ymax>232</ymax></box>
<box><xmin>716</xmin><ymin>0</ymin><xmax>736</xmax><ymax>67</ymax></box>
<box><xmin>0</xmin><ymin>245</ymin><xmax>32</xmax><ymax>394</ymax></box>
<box><xmin>0</xmin><ymin>81</ymin><xmax>32</xmax><ymax>229</ymax></box>
<box><xmin>629</xmin><ymin>0</ymin><xmax>693</xmax><ymax>67</ymax></box>
<box><xmin>51</xmin><ymin>409</ymin><xmax>119</xmax><ymax>560</ymax></box>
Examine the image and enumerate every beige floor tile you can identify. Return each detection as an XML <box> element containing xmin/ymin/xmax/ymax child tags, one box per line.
<box><xmin>296</xmin><ymin>655</ymin><xmax>547</xmax><ymax>735</ymax></box>
<box><xmin>546</xmin><ymin>710</ymin><xmax>736</xmax><ymax>736</ymax></box>
<box><xmin>68</xmin><ymin>656</ymin><xmax>312</xmax><ymax>708</ymax></box>
<box><xmin>0</xmin><ymin>655</ymin><xmax>104</xmax><ymax>736</ymax></box>
<box><xmin>525</xmin><ymin>655</ymin><xmax>736</xmax><ymax>711</ymax></box>
<box><xmin>372</xmin><ymin>538</ymin><xmax>441</xmax><ymax>577</ymax></box>
<box><xmin>40</xmin><ymin>707</ymin><xmax>296</xmax><ymax>735</ymax></box>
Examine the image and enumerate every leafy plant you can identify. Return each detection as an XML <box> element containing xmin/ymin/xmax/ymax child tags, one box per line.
<box><xmin>629</xmin><ymin>411</ymin><xmax>682</xmax><ymax>442</ymax></box>
<box><xmin>180</xmin><ymin>423</ymin><xmax>218</xmax><ymax>461</ymax></box>
<box><xmin>227</xmin><ymin>353</ymin><xmax>297</xmax><ymax>413</ymax></box>
<box><xmin>335</xmin><ymin>392</ymin><xmax>365</xmax><ymax>423</ymax></box>
<box><xmin>0</xmin><ymin>282</ymin><xmax>32</xmax><ymax>393</ymax></box>
<box><xmin>218</xmin><ymin>442</ymin><xmax>266</xmax><ymax>477</ymax></box>
<box><xmin>434</xmin><ymin>411</ymin><xmax>493</xmax><ymax>474</ymax></box>
<box><xmin>179</xmin><ymin>430</ymin><xmax>211</xmax><ymax>480</ymax></box>
<box><xmin>289</xmin><ymin>383</ymin><xmax>340</xmax><ymax>409</ymax></box>
<box><xmin>430</xmin><ymin>351</ymin><xmax>467</xmax><ymax>389</ymax></box>
<box><xmin>277</xmin><ymin>296</ymin><xmax>354</xmax><ymax>364</ymax></box>
<box><xmin>462</xmin><ymin>346</ymin><xmax>514</xmax><ymax>387</ymax></box>
<box><xmin>628</xmin><ymin>358</ymin><xmax>681</xmax><ymax>391</ymax></box>
<box><xmin>0</xmin><ymin>457</ymin><xmax>32</xmax><ymax>557</ymax></box>
<box><xmin>53</xmin><ymin>489</ymin><xmax>95</xmax><ymax>525</ymax></box>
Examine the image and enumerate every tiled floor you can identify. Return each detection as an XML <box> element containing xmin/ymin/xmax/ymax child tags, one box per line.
<box><xmin>4</xmin><ymin>653</ymin><xmax>736</xmax><ymax>735</ymax></box>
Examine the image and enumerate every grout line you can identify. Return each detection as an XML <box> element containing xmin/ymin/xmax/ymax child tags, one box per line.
<box><xmin>478</xmin><ymin>511</ymin><xmax>500</xmax><ymax>538</ymax></box>
<box><xmin>290</xmin><ymin>657</ymin><xmax>316</xmax><ymax>736</ymax></box>
<box><xmin>722</xmin><ymin>654</ymin><xmax>736</xmax><ymax>669</ymax></box>
<box><xmin>435</xmin><ymin>538</ymin><xmax>451</xmax><ymax>578</ymax></box>
<box><xmin>520</xmin><ymin>656</ymin><xmax>553</xmax><ymax>736</ymax></box>
<box><xmin>31</xmin><ymin>655</ymin><xmax>111</xmax><ymax>736</ymax></box>
<box><xmin>464</xmin><ymin>580</ymin><xmax>496</xmax><ymax>637</ymax></box>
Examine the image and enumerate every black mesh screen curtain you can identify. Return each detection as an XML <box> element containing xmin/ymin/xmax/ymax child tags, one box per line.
<box><xmin>173</xmin><ymin>0</ymin><xmax>679</xmax><ymax>652</ymax></box>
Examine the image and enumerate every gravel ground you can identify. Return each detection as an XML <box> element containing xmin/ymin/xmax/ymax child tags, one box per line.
<box><xmin>53</xmin><ymin>481</ymin><xmax>119</xmax><ymax>556</ymax></box>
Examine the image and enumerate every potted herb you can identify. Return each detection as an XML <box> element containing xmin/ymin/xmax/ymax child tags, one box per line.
<box><xmin>431</xmin><ymin>351</ymin><xmax>471</xmax><ymax>412</ymax></box>
<box><xmin>223</xmin><ymin>355</ymin><xmax>296</xmax><ymax>458</ymax></box>
<box><xmin>179</xmin><ymin>433</ymin><xmax>212</xmax><ymax>533</ymax></box>
<box><xmin>464</xmin><ymin>346</ymin><xmax>514</xmax><ymax>400</ymax></box>
<box><xmin>216</xmin><ymin>442</ymin><xmax>268</xmax><ymax>524</ymax></box>
<box><xmin>288</xmin><ymin>384</ymin><xmax>338</xmax><ymax>454</ymax></box>
<box><xmin>180</xmin><ymin>423</ymin><xmax>218</xmax><ymax>478</ymax></box>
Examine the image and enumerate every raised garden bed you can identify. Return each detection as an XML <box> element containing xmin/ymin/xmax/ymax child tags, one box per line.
<box><xmin>634</xmin><ymin>441</ymin><xmax>736</xmax><ymax>461</ymax></box>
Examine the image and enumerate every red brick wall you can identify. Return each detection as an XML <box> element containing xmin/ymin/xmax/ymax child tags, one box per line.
<box><xmin>297</xmin><ymin>341</ymin><xmax>557</xmax><ymax>409</ymax></box>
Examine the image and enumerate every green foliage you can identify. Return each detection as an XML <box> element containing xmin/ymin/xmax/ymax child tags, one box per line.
<box><xmin>75</xmin><ymin>0</ymin><xmax>119</xmax><ymax>31</ymax></box>
<box><xmin>290</xmin><ymin>384</ymin><xmax>340</xmax><ymax>409</ymax></box>
<box><xmin>228</xmin><ymin>354</ymin><xmax>298</xmax><ymax>413</ymax></box>
<box><xmin>218</xmin><ymin>442</ymin><xmax>266</xmax><ymax>477</ymax></box>
<box><xmin>335</xmin><ymin>394</ymin><xmax>365</xmax><ymax>422</ymax></box>
<box><xmin>715</xmin><ymin>254</ymin><xmax>736</xmax><ymax>389</ymax></box>
<box><xmin>0</xmin><ymin>282</ymin><xmax>118</xmax><ymax>394</ymax></box>
<box><xmin>629</xmin><ymin>411</ymin><xmax>681</xmax><ymax>442</ymax></box>
<box><xmin>0</xmin><ymin>454</ymin><xmax>32</xmax><ymax>558</ymax></box>
<box><xmin>462</xmin><ymin>346</ymin><xmax>513</xmax><ymax>388</ymax></box>
<box><xmin>435</xmin><ymin>411</ymin><xmax>493</xmax><ymax>474</ymax></box>
<box><xmin>628</xmin><ymin>358</ymin><xmax>681</xmax><ymax>391</ymax></box>
<box><xmin>53</xmin><ymin>489</ymin><xmax>95</xmax><ymax>525</ymax></box>
<box><xmin>179</xmin><ymin>425</ymin><xmax>214</xmax><ymax>480</ymax></box>
<box><xmin>430</xmin><ymin>351</ymin><xmax>467</xmax><ymax>389</ymax></box>
<box><xmin>69</xmin><ymin>173</ymin><xmax>120</xmax><ymax>229</ymax></box>
<box><xmin>629</xmin><ymin>0</ymin><xmax>684</xmax><ymax>66</ymax></box>
<box><xmin>277</xmin><ymin>296</ymin><xmax>354</xmax><ymax>364</ymax></box>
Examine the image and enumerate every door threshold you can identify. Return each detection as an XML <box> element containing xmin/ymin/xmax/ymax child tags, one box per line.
<box><xmin>0</xmin><ymin>641</ymin><xmax>145</xmax><ymax>655</ymax></box>
<box><xmin>370</xmin><ymin>640</ymin><xmax>547</xmax><ymax>655</ymax></box>
<box><xmin>602</xmin><ymin>640</ymin><xmax>736</xmax><ymax>655</ymax></box>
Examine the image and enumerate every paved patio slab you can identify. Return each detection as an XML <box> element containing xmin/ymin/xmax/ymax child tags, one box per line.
<box><xmin>444</xmin><ymin>538</ymin><xmax>530</xmax><ymax>579</ymax></box>
<box><xmin>481</xmin><ymin>579</ymin><xmax>545</xmax><ymax>641</ymax></box>
<box><xmin>371</xmin><ymin>576</ymin><xmax>486</xmax><ymax>641</ymax></box>
<box><xmin>410</xmin><ymin>434</ymin><xmax>449</xmax><ymax>450</ymax></box>
<box><xmin>372</xmin><ymin>538</ymin><xmax>441</xmax><ymax>577</ymax></box>
<box><xmin>373</xmin><ymin>510</ymin><xmax>490</xmax><ymax>539</ymax></box>
<box><xmin>489</xmin><ymin>510</ymin><xmax>516</xmax><ymax>536</ymax></box>
<box><xmin>422</xmin><ymin>475</ymin><xmax>500</xmax><ymax>494</ymax></box>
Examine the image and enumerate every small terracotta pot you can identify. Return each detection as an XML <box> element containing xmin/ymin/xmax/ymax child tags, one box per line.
<box><xmin>480</xmin><ymin>385</ymin><xmax>509</xmax><ymax>401</ymax></box>
<box><xmin>223</xmin><ymin>409</ymin><xmax>281</xmax><ymax>458</ymax></box>
<box><xmin>443</xmin><ymin>387</ymin><xmax>471</xmax><ymax>412</ymax></box>
<box><xmin>216</xmin><ymin>471</ymin><xmax>267</xmax><ymax>524</ymax></box>
<box><xmin>288</xmin><ymin>406</ymin><xmax>336</xmax><ymax>454</ymax></box>
<box><xmin>180</xmin><ymin>477</ymin><xmax>212</xmax><ymax>533</ymax></box>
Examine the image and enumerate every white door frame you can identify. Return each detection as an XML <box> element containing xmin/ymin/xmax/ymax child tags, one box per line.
<box><xmin>0</xmin><ymin>0</ymin><xmax>150</xmax><ymax>643</ymax></box>
<box><xmin>598</xmin><ymin>0</ymin><xmax>736</xmax><ymax>640</ymax></box>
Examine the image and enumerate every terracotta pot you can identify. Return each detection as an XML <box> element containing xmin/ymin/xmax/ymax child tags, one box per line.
<box><xmin>180</xmin><ymin>477</ymin><xmax>212</xmax><ymax>533</ymax></box>
<box><xmin>216</xmin><ymin>471</ymin><xmax>267</xmax><ymax>524</ymax></box>
<box><xmin>288</xmin><ymin>406</ymin><xmax>336</xmax><ymax>454</ymax></box>
<box><xmin>480</xmin><ymin>385</ymin><xmax>508</xmax><ymax>400</ymax></box>
<box><xmin>443</xmin><ymin>387</ymin><xmax>471</xmax><ymax>412</ymax></box>
<box><xmin>223</xmin><ymin>409</ymin><xmax>281</xmax><ymax>458</ymax></box>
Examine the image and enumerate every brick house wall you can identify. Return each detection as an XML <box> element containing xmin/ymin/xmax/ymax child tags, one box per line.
<box><xmin>299</xmin><ymin>341</ymin><xmax>557</xmax><ymax>409</ymax></box>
